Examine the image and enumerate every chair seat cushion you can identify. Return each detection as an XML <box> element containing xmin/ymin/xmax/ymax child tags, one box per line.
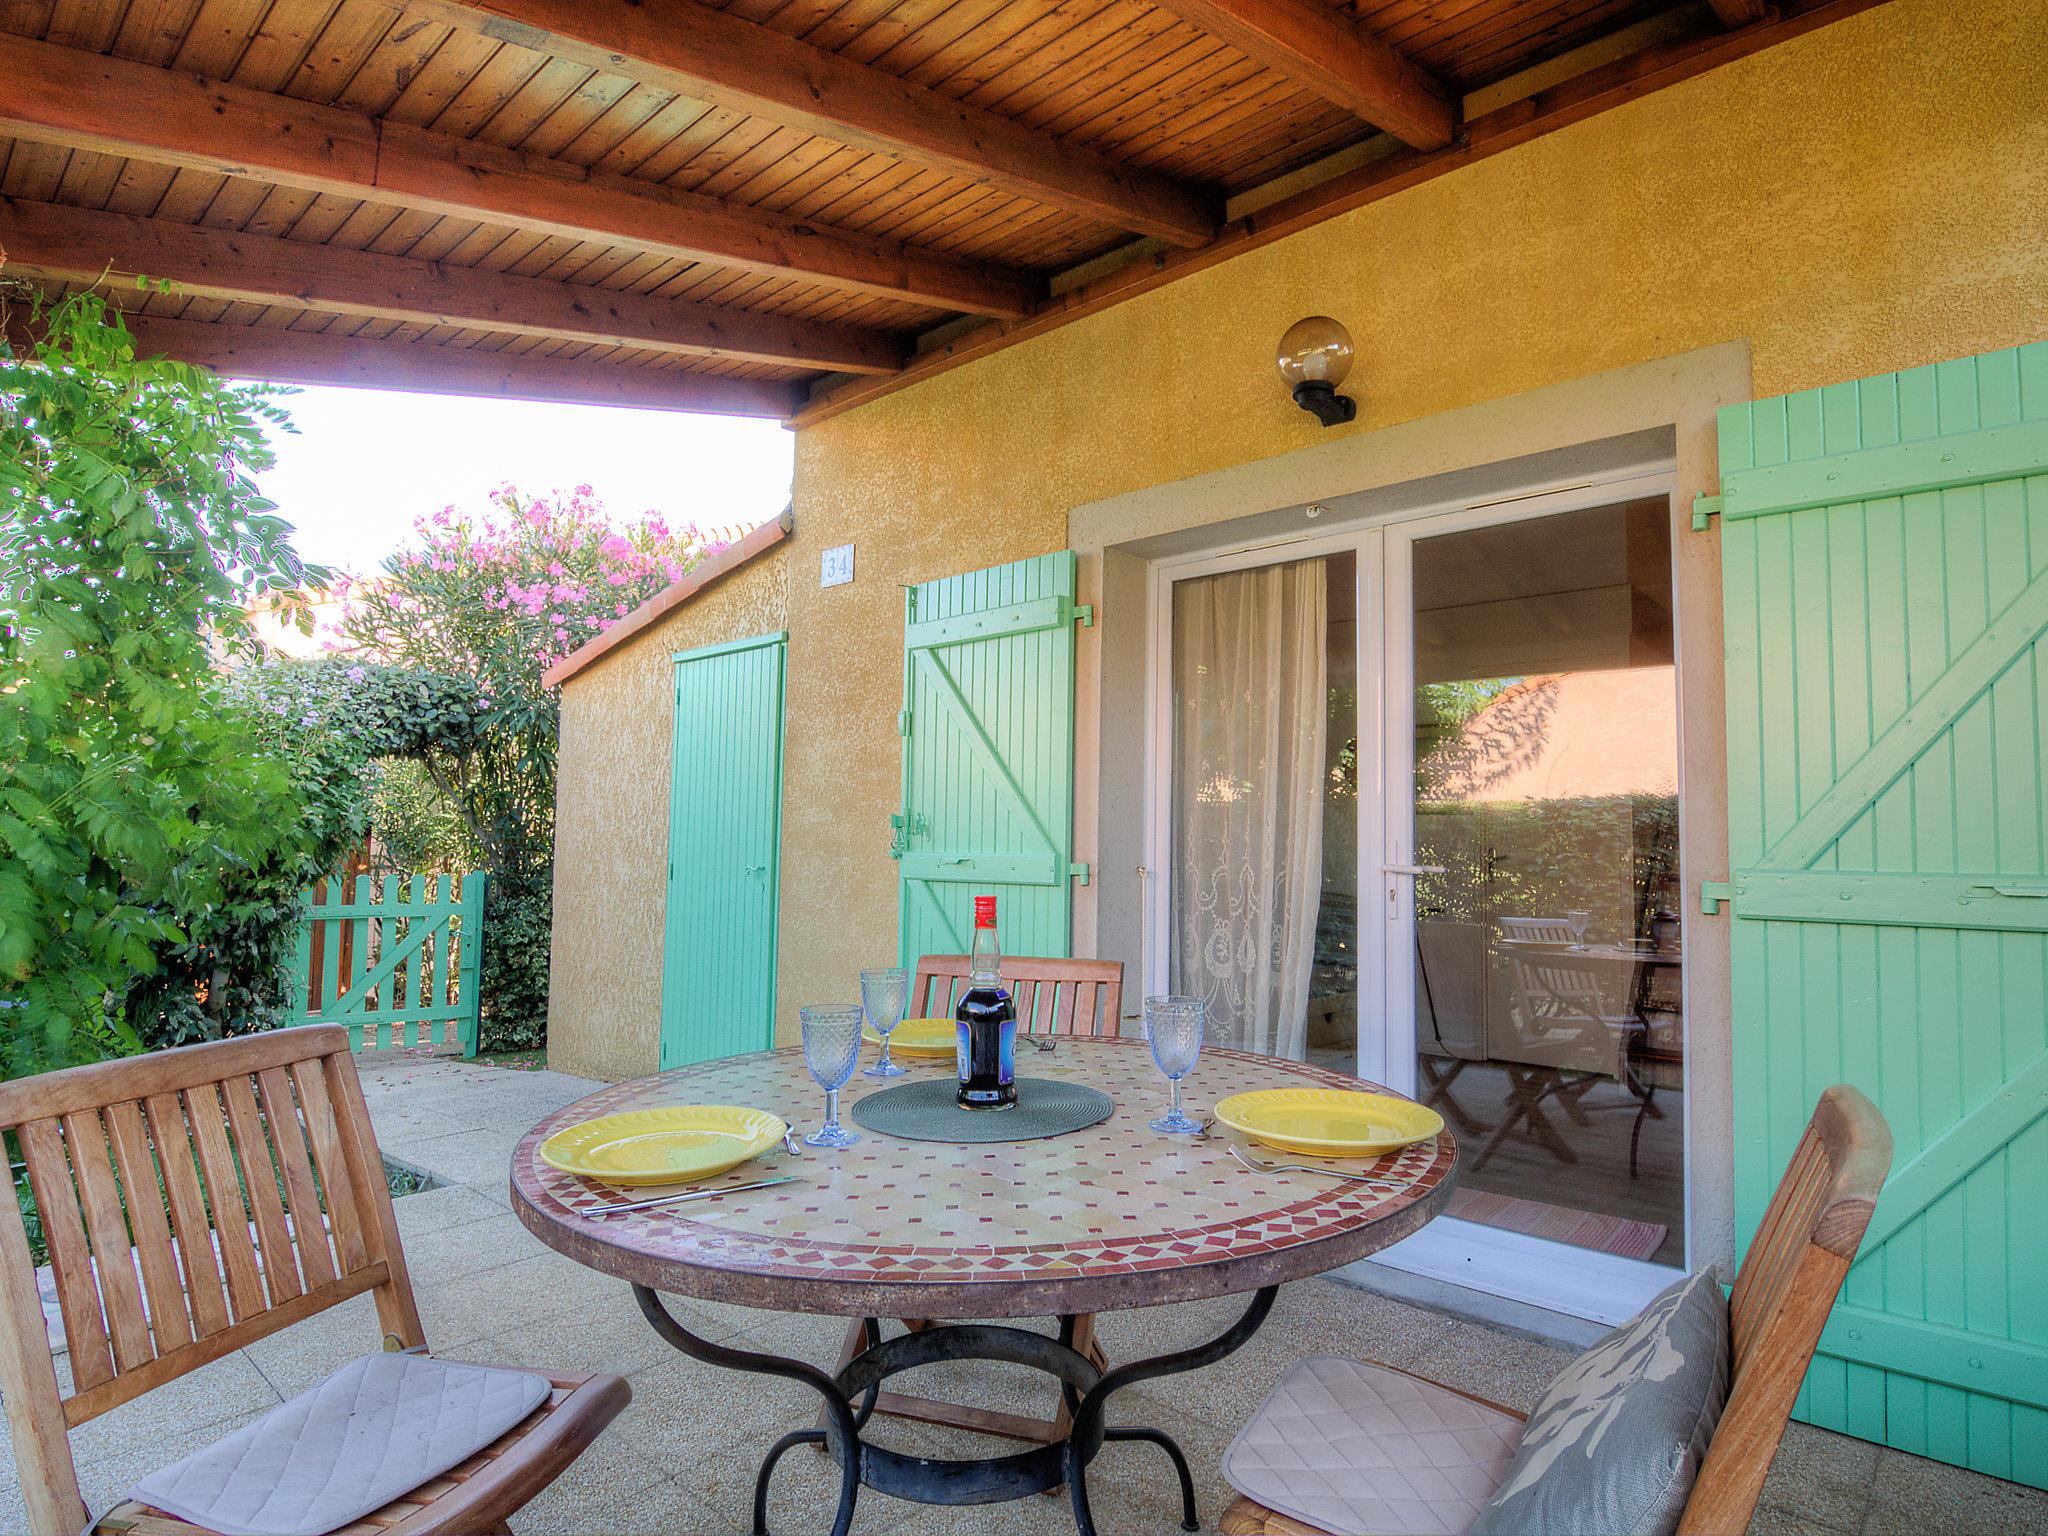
<box><xmin>1221</xmin><ymin>1356</ymin><xmax>1525</xmax><ymax>1536</ymax></box>
<box><xmin>1468</xmin><ymin>1267</ymin><xmax>1730</xmax><ymax>1536</ymax></box>
<box><xmin>128</xmin><ymin>1352</ymin><xmax>551</xmax><ymax>1536</ymax></box>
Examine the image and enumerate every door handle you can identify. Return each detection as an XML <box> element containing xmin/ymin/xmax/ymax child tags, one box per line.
<box><xmin>744</xmin><ymin>864</ymin><xmax>768</xmax><ymax>876</ymax></box>
<box><xmin>1383</xmin><ymin>864</ymin><xmax>1447</xmax><ymax>877</ymax></box>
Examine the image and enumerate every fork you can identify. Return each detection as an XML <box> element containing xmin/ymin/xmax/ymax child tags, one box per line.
<box><xmin>1228</xmin><ymin>1143</ymin><xmax>1416</xmax><ymax>1190</ymax></box>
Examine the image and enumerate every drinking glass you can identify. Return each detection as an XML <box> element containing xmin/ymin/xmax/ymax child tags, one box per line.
<box><xmin>1566</xmin><ymin>909</ymin><xmax>1592</xmax><ymax>950</ymax></box>
<box><xmin>861</xmin><ymin>966</ymin><xmax>910</xmax><ymax>1078</ymax></box>
<box><xmin>1144</xmin><ymin>995</ymin><xmax>1205</xmax><ymax>1135</ymax></box>
<box><xmin>800</xmin><ymin>1004</ymin><xmax>864</xmax><ymax>1148</ymax></box>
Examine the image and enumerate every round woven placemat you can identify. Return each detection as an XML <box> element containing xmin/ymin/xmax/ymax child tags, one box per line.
<box><xmin>850</xmin><ymin>1076</ymin><xmax>1115</xmax><ymax>1143</ymax></box>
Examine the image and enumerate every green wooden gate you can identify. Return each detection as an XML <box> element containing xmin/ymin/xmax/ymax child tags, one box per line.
<box><xmin>1717</xmin><ymin>340</ymin><xmax>2048</xmax><ymax>1488</ymax></box>
<box><xmin>895</xmin><ymin>551</ymin><xmax>1087</xmax><ymax>968</ymax></box>
<box><xmin>661</xmin><ymin>632</ymin><xmax>787</xmax><ymax>1070</ymax></box>
<box><xmin>290</xmin><ymin>872</ymin><xmax>485</xmax><ymax>1054</ymax></box>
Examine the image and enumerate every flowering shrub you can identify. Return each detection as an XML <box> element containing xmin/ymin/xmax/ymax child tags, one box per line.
<box><xmin>339</xmin><ymin>487</ymin><xmax>719</xmax><ymax>1047</ymax></box>
<box><xmin>0</xmin><ymin>290</ymin><xmax>320</xmax><ymax>1075</ymax></box>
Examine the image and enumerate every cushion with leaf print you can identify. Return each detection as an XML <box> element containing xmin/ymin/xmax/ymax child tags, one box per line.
<box><xmin>1468</xmin><ymin>1268</ymin><xmax>1730</xmax><ymax>1536</ymax></box>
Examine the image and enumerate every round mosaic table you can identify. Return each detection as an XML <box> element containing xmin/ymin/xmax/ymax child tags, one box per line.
<box><xmin>512</xmin><ymin>1038</ymin><xmax>1457</xmax><ymax>1536</ymax></box>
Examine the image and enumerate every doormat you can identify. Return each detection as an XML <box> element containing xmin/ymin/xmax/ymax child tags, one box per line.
<box><xmin>1447</xmin><ymin>1189</ymin><xmax>1667</xmax><ymax>1262</ymax></box>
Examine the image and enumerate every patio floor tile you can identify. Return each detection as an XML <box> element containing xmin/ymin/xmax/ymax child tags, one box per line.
<box><xmin>376</xmin><ymin>1126</ymin><xmax>527</xmax><ymax>1190</ymax></box>
<box><xmin>1756</xmin><ymin>1420</ymin><xmax>1880</xmax><ymax>1532</ymax></box>
<box><xmin>392</xmin><ymin>1208</ymin><xmax>551</xmax><ymax>1282</ymax></box>
<box><xmin>6</xmin><ymin>1053</ymin><xmax>2030</xmax><ymax>1536</ymax></box>
<box><xmin>1862</xmin><ymin>1445</ymin><xmax>2048</xmax><ymax>1535</ymax></box>
<box><xmin>388</xmin><ymin>1180</ymin><xmax>508</xmax><ymax>1240</ymax></box>
<box><xmin>494</xmin><ymin>1435</ymin><xmax>688</xmax><ymax>1535</ymax></box>
<box><xmin>1403</xmin><ymin>1318</ymin><xmax>1575</xmax><ymax>1411</ymax></box>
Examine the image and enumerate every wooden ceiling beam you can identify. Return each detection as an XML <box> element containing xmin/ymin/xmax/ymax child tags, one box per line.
<box><xmin>0</xmin><ymin>33</ymin><xmax>1036</xmax><ymax>321</ymax></box>
<box><xmin>420</xmin><ymin>0</ymin><xmax>1217</xmax><ymax>247</ymax></box>
<box><xmin>794</xmin><ymin>0</ymin><xmax>1890</xmax><ymax>428</ymax></box>
<box><xmin>103</xmin><ymin>313</ymin><xmax>802</xmax><ymax>418</ymax></box>
<box><xmin>1152</xmin><ymin>0</ymin><xmax>1455</xmax><ymax>149</ymax></box>
<box><xmin>1708</xmin><ymin>1</ymin><xmax>1774</xmax><ymax>24</ymax></box>
<box><xmin>0</xmin><ymin>196</ymin><xmax>901</xmax><ymax>375</ymax></box>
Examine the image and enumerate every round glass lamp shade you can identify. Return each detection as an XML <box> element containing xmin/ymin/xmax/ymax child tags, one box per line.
<box><xmin>1276</xmin><ymin>316</ymin><xmax>1355</xmax><ymax>388</ymax></box>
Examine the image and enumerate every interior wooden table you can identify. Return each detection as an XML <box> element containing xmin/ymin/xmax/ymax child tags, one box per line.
<box><xmin>512</xmin><ymin>1037</ymin><xmax>1458</xmax><ymax>1536</ymax></box>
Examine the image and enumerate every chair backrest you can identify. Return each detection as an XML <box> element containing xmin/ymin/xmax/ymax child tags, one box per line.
<box><xmin>910</xmin><ymin>954</ymin><xmax>1125</xmax><ymax>1038</ymax></box>
<box><xmin>0</xmin><ymin>1026</ymin><xmax>423</xmax><ymax>1534</ymax></box>
<box><xmin>1497</xmin><ymin>915</ymin><xmax>1579</xmax><ymax>945</ymax></box>
<box><xmin>1677</xmin><ymin>1084</ymin><xmax>1892</xmax><ymax>1536</ymax></box>
<box><xmin>1501</xmin><ymin>945</ymin><xmax>1623</xmax><ymax>1018</ymax></box>
<box><xmin>1414</xmin><ymin>919</ymin><xmax>1488</xmax><ymax>1059</ymax></box>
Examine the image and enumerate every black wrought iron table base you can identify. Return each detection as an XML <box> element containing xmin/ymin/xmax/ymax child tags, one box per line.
<box><xmin>633</xmin><ymin>1283</ymin><xmax>1279</xmax><ymax>1536</ymax></box>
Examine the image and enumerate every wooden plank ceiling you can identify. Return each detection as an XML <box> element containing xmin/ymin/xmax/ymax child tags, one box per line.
<box><xmin>0</xmin><ymin>0</ymin><xmax>1886</xmax><ymax>421</ymax></box>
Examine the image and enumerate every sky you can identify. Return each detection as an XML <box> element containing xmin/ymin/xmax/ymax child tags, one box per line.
<box><xmin>250</xmin><ymin>384</ymin><xmax>796</xmax><ymax>577</ymax></box>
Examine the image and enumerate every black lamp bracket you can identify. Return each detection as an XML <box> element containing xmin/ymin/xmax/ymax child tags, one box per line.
<box><xmin>1292</xmin><ymin>380</ymin><xmax>1357</xmax><ymax>427</ymax></box>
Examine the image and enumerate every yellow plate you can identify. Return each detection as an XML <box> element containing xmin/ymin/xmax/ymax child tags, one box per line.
<box><xmin>863</xmin><ymin>1017</ymin><xmax>956</xmax><ymax>1057</ymax></box>
<box><xmin>538</xmin><ymin>1105</ymin><xmax>787</xmax><ymax>1186</ymax></box>
<box><xmin>1214</xmin><ymin>1089</ymin><xmax>1443</xmax><ymax>1157</ymax></box>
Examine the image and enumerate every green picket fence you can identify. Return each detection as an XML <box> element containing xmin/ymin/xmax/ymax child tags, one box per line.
<box><xmin>289</xmin><ymin>872</ymin><xmax>486</xmax><ymax>1054</ymax></box>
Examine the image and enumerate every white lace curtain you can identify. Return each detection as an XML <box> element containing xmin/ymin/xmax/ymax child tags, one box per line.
<box><xmin>1169</xmin><ymin>558</ymin><xmax>1328</xmax><ymax>1059</ymax></box>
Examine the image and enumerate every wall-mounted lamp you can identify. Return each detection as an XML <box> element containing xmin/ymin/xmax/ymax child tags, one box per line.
<box><xmin>1276</xmin><ymin>316</ymin><xmax>1357</xmax><ymax>427</ymax></box>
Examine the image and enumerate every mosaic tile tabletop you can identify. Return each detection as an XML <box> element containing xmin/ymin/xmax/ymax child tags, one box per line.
<box><xmin>512</xmin><ymin>1038</ymin><xmax>1458</xmax><ymax>1319</ymax></box>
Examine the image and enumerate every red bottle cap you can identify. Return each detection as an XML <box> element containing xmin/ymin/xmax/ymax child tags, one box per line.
<box><xmin>974</xmin><ymin>896</ymin><xmax>997</xmax><ymax>927</ymax></box>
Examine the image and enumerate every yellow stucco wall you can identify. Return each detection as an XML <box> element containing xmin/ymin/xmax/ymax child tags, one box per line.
<box><xmin>547</xmin><ymin>547</ymin><xmax>789</xmax><ymax>1081</ymax></box>
<box><xmin>773</xmin><ymin>0</ymin><xmax>2047</xmax><ymax>1035</ymax></box>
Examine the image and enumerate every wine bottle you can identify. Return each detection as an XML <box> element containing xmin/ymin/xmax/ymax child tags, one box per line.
<box><xmin>955</xmin><ymin>896</ymin><xmax>1017</xmax><ymax>1110</ymax></box>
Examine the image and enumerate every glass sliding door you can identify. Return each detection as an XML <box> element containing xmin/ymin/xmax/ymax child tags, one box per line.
<box><xmin>1165</xmin><ymin>551</ymin><xmax>1359</xmax><ymax>1070</ymax></box>
<box><xmin>1399</xmin><ymin>497</ymin><xmax>1686</xmax><ymax>1268</ymax></box>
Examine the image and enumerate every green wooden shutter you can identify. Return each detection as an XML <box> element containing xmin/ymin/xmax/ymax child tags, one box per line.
<box><xmin>661</xmin><ymin>632</ymin><xmax>786</xmax><ymax>1070</ymax></box>
<box><xmin>896</xmin><ymin>551</ymin><xmax>1084</xmax><ymax>968</ymax></box>
<box><xmin>1720</xmin><ymin>341</ymin><xmax>2048</xmax><ymax>1489</ymax></box>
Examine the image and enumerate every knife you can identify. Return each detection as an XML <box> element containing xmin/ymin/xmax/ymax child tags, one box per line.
<box><xmin>581</xmin><ymin>1174</ymin><xmax>803</xmax><ymax>1217</ymax></box>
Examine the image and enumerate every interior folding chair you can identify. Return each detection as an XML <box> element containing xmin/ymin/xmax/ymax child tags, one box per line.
<box><xmin>0</xmin><ymin>1025</ymin><xmax>629</xmax><ymax>1536</ymax></box>
<box><xmin>1220</xmin><ymin>1083</ymin><xmax>1893</xmax><ymax>1536</ymax></box>
<box><xmin>1414</xmin><ymin>919</ymin><xmax>1494</xmax><ymax>1137</ymax></box>
<box><xmin>820</xmin><ymin>953</ymin><xmax>1125</xmax><ymax>1445</ymax></box>
<box><xmin>1484</xmin><ymin>944</ymin><xmax>1662</xmax><ymax>1175</ymax></box>
<box><xmin>1493</xmin><ymin>916</ymin><xmax>1581</xmax><ymax>945</ymax></box>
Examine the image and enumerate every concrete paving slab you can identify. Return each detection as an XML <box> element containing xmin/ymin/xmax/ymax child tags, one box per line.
<box><xmin>7</xmin><ymin>1053</ymin><xmax>2025</xmax><ymax>1536</ymax></box>
<box><xmin>1403</xmin><ymin>1317</ymin><xmax>1575</xmax><ymax>1412</ymax></box>
<box><xmin>498</xmin><ymin>1434</ymin><xmax>679</xmax><ymax>1536</ymax></box>
<box><xmin>377</xmin><ymin>1126</ymin><xmax>525</xmax><ymax>1190</ymax></box>
<box><xmin>412</xmin><ymin>1251</ymin><xmax>626</xmax><ymax>1342</ymax></box>
<box><xmin>1863</xmin><ymin>1445</ymin><xmax>2048</xmax><ymax>1535</ymax></box>
<box><xmin>389</xmin><ymin>1181</ymin><xmax>508</xmax><ymax>1241</ymax></box>
<box><xmin>394</xmin><ymin>1209</ymin><xmax>551</xmax><ymax>1282</ymax></box>
<box><xmin>1757</xmin><ymin>1420</ymin><xmax>1880</xmax><ymax>1534</ymax></box>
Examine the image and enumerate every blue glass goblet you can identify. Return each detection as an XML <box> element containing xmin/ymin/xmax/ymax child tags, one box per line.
<box><xmin>861</xmin><ymin>967</ymin><xmax>909</xmax><ymax>1078</ymax></box>
<box><xmin>800</xmin><ymin>1004</ymin><xmax>864</xmax><ymax>1149</ymax></box>
<box><xmin>1145</xmin><ymin>995</ymin><xmax>1205</xmax><ymax>1135</ymax></box>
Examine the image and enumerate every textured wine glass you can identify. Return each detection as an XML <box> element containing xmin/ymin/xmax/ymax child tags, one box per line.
<box><xmin>800</xmin><ymin>1004</ymin><xmax>864</xmax><ymax>1148</ymax></box>
<box><xmin>861</xmin><ymin>967</ymin><xmax>910</xmax><ymax>1078</ymax></box>
<box><xmin>1144</xmin><ymin>995</ymin><xmax>1205</xmax><ymax>1135</ymax></box>
<box><xmin>1566</xmin><ymin>909</ymin><xmax>1592</xmax><ymax>950</ymax></box>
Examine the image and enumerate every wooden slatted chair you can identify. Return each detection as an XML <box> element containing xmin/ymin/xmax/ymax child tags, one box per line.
<box><xmin>0</xmin><ymin>1025</ymin><xmax>629</xmax><ymax>1536</ymax></box>
<box><xmin>1220</xmin><ymin>1084</ymin><xmax>1892</xmax><ymax>1536</ymax></box>
<box><xmin>908</xmin><ymin>952</ymin><xmax>1126</xmax><ymax>1040</ymax></box>
<box><xmin>823</xmin><ymin>953</ymin><xmax>1126</xmax><ymax>1446</ymax></box>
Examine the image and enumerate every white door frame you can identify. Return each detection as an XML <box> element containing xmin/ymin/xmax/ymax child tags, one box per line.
<box><xmin>1141</xmin><ymin>460</ymin><xmax>1691</xmax><ymax>1324</ymax></box>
